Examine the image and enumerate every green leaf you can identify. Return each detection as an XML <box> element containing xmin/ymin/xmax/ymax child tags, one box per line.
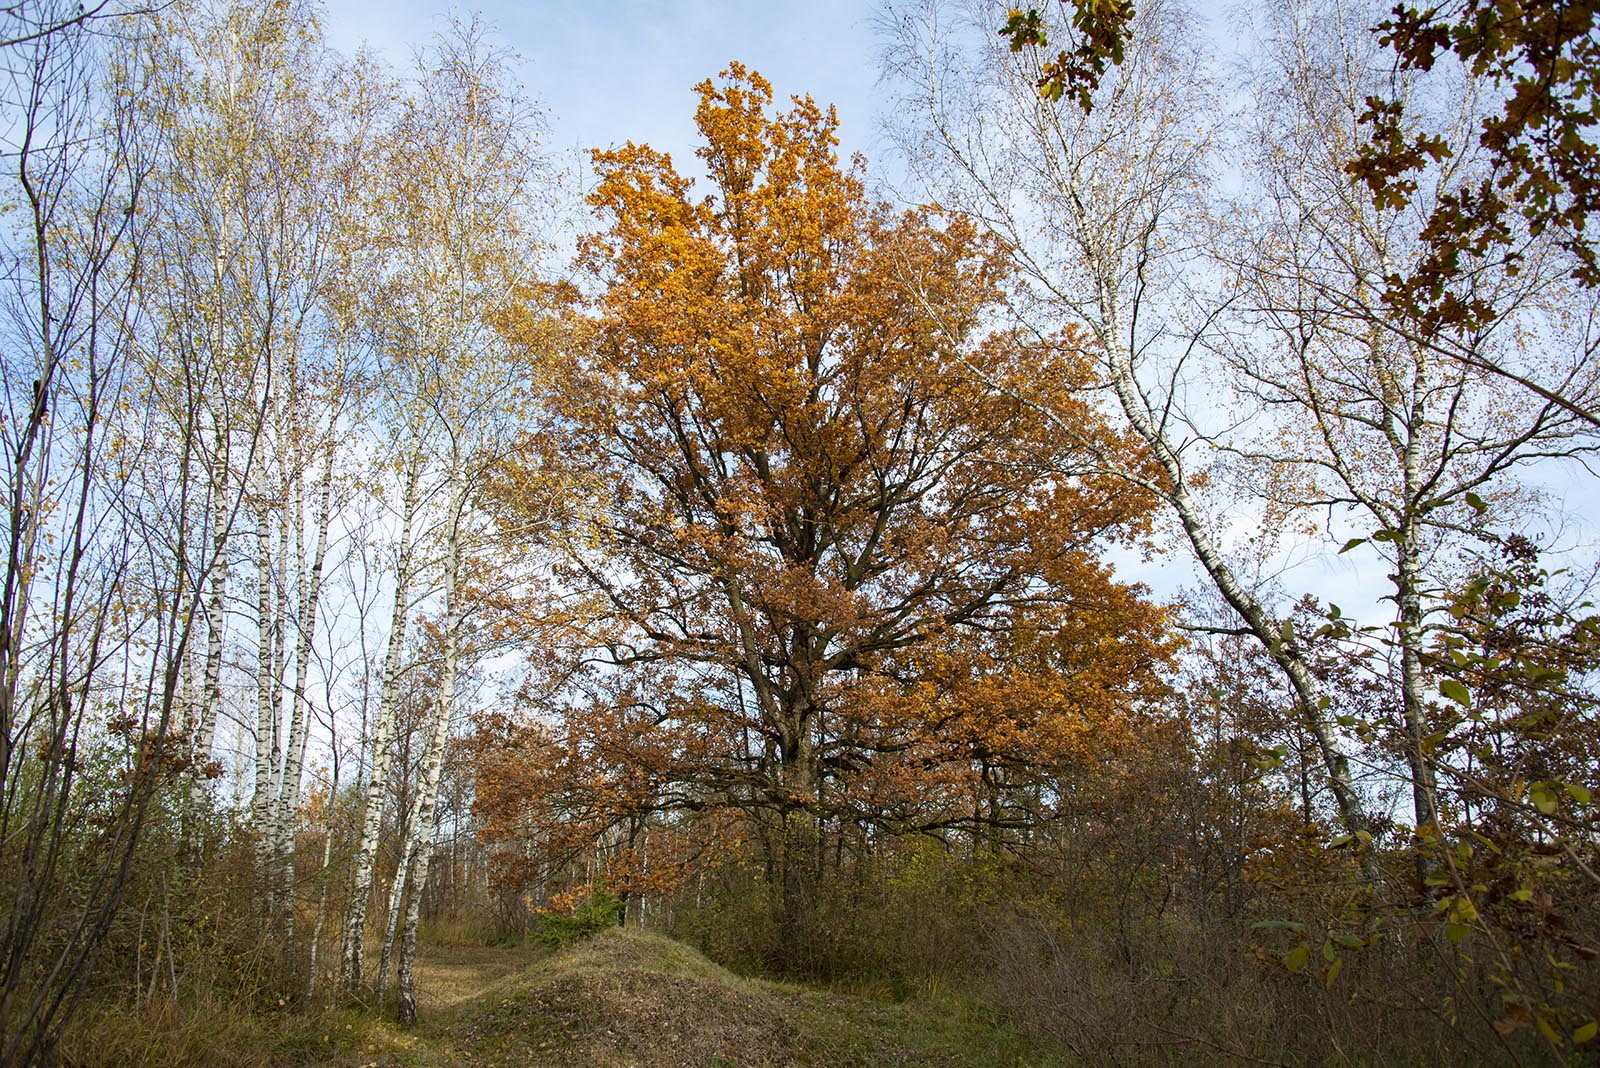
<box><xmin>1332</xmin><ymin>934</ymin><xmax>1366</xmax><ymax>949</ymax></box>
<box><xmin>1284</xmin><ymin>944</ymin><xmax>1310</xmax><ymax>972</ymax></box>
<box><xmin>1252</xmin><ymin>920</ymin><xmax>1306</xmax><ymax>933</ymax></box>
<box><xmin>1339</xmin><ymin>537</ymin><xmax>1367</xmax><ymax>554</ymax></box>
<box><xmin>1575</xmin><ymin>1021</ymin><xmax>1597</xmax><ymax>1045</ymax></box>
<box><xmin>1445</xmin><ymin>922</ymin><xmax>1471</xmax><ymax>943</ymax></box>
<box><xmin>1440</xmin><ymin>679</ymin><xmax>1472</xmax><ymax>707</ymax></box>
<box><xmin>1465</xmin><ymin>491</ymin><xmax>1487</xmax><ymax>513</ymax></box>
<box><xmin>1530</xmin><ymin>782</ymin><xmax>1558</xmax><ymax>815</ymax></box>
<box><xmin>1566</xmin><ymin>783</ymin><xmax>1592</xmax><ymax>804</ymax></box>
<box><xmin>1325</xmin><ymin>955</ymin><xmax>1344</xmax><ymax>986</ymax></box>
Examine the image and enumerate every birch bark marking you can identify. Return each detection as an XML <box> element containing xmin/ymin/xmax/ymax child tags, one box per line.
<box><xmin>186</xmin><ymin>425</ymin><xmax>228</xmax><ymax>847</ymax></box>
<box><xmin>272</xmin><ymin>344</ymin><xmax>343</xmax><ymax>936</ymax></box>
<box><xmin>1393</xmin><ymin>338</ymin><xmax>1441</xmax><ymax>866</ymax></box>
<box><xmin>251</xmin><ymin>466</ymin><xmax>277</xmax><ymax>840</ymax></box>
<box><xmin>394</xmin><ymin>467</ymin><xmax>466</xmax><ymax>1026</ymax></box>
<box><xmin>340</xmin><ymin>442</ymin><xmax>423</xmax><ymax>991</ymax></box>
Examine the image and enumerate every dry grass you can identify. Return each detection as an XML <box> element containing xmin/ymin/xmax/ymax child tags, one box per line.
<box><xmin>408</xmin><ymin>940</ymin><xmax>545</xmax><ymax>1012</ymax></box>
<box><xmin>450</xmin><ymin>929</ymin><xmax>1049</xmax><ymax>1067</ymax></box>
<box><xmin>454</xmin><ymin>932</ymin><xmax>804</xmax><ymax>1067</ymax></box>
<box><xmin>63</xmin><ymin>930</ymin><xmax>1049</xmax><ymax>1067</ymax></box>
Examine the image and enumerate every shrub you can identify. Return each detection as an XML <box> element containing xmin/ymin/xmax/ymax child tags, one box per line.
<box><xmin>534</xmin><ymin>883</ymin><xmax>623</xmax><ymax>948</ymax></box>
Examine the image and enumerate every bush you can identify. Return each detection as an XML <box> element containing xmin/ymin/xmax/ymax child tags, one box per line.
<box><xmin>534</xmin><ymin>884</ymin><xmax>623</xmax><ymax>948</ymax></box>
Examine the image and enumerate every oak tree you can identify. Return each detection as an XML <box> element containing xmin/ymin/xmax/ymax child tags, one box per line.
<box><xmin>494</xmin><ymin>65</ymin><xmax>1170</xmax><ymax>940</ymax></box>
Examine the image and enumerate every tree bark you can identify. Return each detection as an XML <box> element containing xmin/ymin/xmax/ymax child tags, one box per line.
<box><xmin>340</xmin><ymin>442</ymin><xmax>423</xmax><ymax>992</ymax></box>
<box><xmin>272</xmin><ymin>394</ymin><xmax>339</xmax><ymax>938</ymax></box>
<box><xmin>396</xmin><ymin>470</ymin><xmax>466</xmax><ymax>1026</ymax></box>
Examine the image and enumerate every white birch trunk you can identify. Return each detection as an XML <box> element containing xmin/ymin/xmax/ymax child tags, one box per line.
<box><xmin>187</xmin><ymin>430</ymin><xmax>229</xmax><ymax>810</ymax></box>
<box><xmin>1392</xmin><ymin>354</ymin><xmax>1442</xmax><ymax>872</ymax></box>
<box><xmin>272</xmin><ymin>409</ymin><xmax>339</xmax><ymax>935</ymax></box>
<box><xmin>395</xmin><ymin>471</ymin><xmax>467</xmax><ymax>1026</ymax></box>
<box><xmin>251</xmin><ymin>482</ymin><xmax>277</xmax><ymax>836</ymax></box>
<box><xmin>340</xmin><ymin>443</ymin><xmax>424</xmax><ymax>991</ymax></box>
<box><xmin>194</xmin><ymin>131</ymin><xmax>237</xmax><ymax>837</ymax></box>
<box><xmin>1097</xmin><ymin>325</ymin><xmax>1374</xmax><ymax>849</ymax></box>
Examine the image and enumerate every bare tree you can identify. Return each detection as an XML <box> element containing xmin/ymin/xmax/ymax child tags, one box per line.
<box><xmin>883</xmin><ymin>0</ymin><xmax>1377</xmax><ymax>847</ymax></box>
<box><xmin>0</xmin><ymin>3</ymin><xmax>245</xmax><ymax>1061</ymax></box>
<box><xmin>1221</xmin><ymin>0</ymin><xmax>1600</xmax><ymax>861</ymax></box>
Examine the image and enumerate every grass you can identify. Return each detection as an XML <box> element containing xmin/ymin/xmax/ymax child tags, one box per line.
<box><xmin>63</xmin><ymin>930</ymin><xmax>1055</xmax><ymax>1067</ymax></box>
<box><xmin>59</xmin><ymin>941</ymin><xmax>545</xmax><ymax>1068</ymax></box>
<box><xmin>446</xmin><ymin>929</ymin><xmax>1053</xmax><ymax>1067</ymax></box>
<box><xmin>63</xmin><ymin>995</ymin><xmax>427</xmax><ymax>1068</ymax></box>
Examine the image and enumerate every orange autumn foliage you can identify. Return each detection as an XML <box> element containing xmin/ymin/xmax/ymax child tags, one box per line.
<box><xmin>487</xmin><ymin>65</ymin><xmax>1177</xmax><ymax>877</ymax></box>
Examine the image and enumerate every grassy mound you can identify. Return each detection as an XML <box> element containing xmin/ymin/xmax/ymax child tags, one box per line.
<box><xmin>448</xmin><ymin>929</ymin><xmax>1049</xmax><ymax>1067</ymax></box>
<box><xmin>62</xmin><ymin>931</ymin><xmax>1050</xmax><ymax>1067</ymax></box>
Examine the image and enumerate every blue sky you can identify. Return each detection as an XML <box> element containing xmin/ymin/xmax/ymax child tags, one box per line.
<box><xmin>324</xmin><ymin>0</ymin><xmax>892</xmax><ymax>179</ymax></box>
<box><xmin>318</xmin><ymin>0</ymin><xmax>1598</xmax><ymax>625</ymax></box>
<box><xmin>315</xmin><ymin>0</ymin><xmax>1395</xmax><ymax>620</ymax></box>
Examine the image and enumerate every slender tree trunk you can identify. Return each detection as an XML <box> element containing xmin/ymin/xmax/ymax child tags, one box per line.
<box><xmin>198</xmin><ymin>436</ymin><xmax>228</xmax><ymax>763</ymax></box>
<box><xmin>1099</xmin><ymin>329</ymin><xmax>1375</xmax><ymax>861</ymax></box>
<box><xmin>305</xmin><ymin>749</ymin><xmax>339</xmax><ymax>998</ymax></box>
<box><xmin>273</xmin><ymin>414</ymin><xmax>338</xmax><ymax>937</ymax></box>
<box><xmin>252</xmin><ymin>483</ymin><xmax>278</xmax><ymax>840</ymax></box>
<box><xmin>270</xmin><ymin>456</ymin><xmax>291</xmax><ymax>800</ymax></box>
<box><xmin>396</xmin><ymin>475</ymin><xmax>466</xmax><ymax>1026</ymax></box>
<box><xmin>1396</xmin><ymin>519</ymin><xmax>1441</xmax><ymax>870</ymax></box>
<box><xmin>182</xmin><ymin>432</ymin><xmax>229</xmax><ymax>856</ymax></box>
<box><xmin>340</xmin><ymin>444</ymin><xmax>423</xmax><ymax>992</ymax></box>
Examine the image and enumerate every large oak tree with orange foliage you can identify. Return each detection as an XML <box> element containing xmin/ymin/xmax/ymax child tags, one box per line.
<box><xmin>491</xmin><ymin>66</ymin><xmax>1175</xmax><ymax>902</ymax></box>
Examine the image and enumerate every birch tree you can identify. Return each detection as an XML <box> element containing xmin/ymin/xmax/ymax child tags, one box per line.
<box><xmin>885</xmin><ymin>0</ymin><xmax>1377</xmax><ymax>847</ymax></box>
<box><xmin>341</xmin><ymin>22</ymin><xmax>548</xmax><ymax>1009</ymax></box>
<box><xmin>0</xmin><ymin>3</ymin><xmax>247</xmax><ymax>1060</ymax></box>
<box><xmin>1223</xmin><ymin>0</ymin><xmax>1600</xmax><ymax>861</ymax></box>
<box><xmin>132</xmin><ymin>0</ymin><xmax>379</xmax><ymax>944</ymax></box>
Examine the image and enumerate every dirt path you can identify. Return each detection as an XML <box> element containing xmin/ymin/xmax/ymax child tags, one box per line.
<box><xmin>411</xmin><ymin>940</ymin><xmax>546</xmax><ymax>1011</ymax></box>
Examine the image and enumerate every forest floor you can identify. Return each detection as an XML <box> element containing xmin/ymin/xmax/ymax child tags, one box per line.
<box><xmin>66</xmin><ymin>929</ymin><xmax>1052</xmax><ymax>1067</ymax></box>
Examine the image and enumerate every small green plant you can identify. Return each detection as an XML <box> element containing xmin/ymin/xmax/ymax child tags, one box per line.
<box><xmin>534</xmin><ymin>883</ymin><xmax>623</xmax><ymax>948</ymax></box>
